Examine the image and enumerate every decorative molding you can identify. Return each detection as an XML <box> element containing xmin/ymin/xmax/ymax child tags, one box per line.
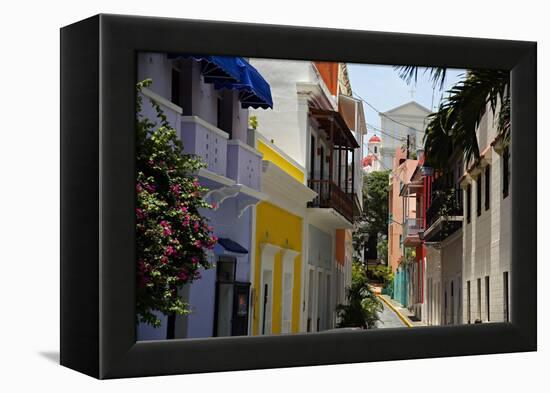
<box><xmin>204</xmin><ymin>185</ymin><xmax>241</xmax><ymax>209</ymax></box>
<box><xmin>238</xmin><ymin>184</ymin><xmax>268</xmax><ymax>201</ymax></box>
<box><xmin>262</xmin><ymin>161</ymin><xmax>317</xmax><ymax>204</ymax></box>
<box><xmin>296</xmin><ymin>81</ymin><xmax>337</xmax><ymax>111</ymax></box>
<box><xmin>198</xmin><ymin>168</ymin><xmax>235</xmax><ymax>186</ymax></box>
<box><xmin>235</xmin><ymin>187</ymin><xmax>268</xmax><ymax>219</ymax></box>
<box><xmin>459</xmin><ymin>172</ymin><xmax>472</xmax><ymax>188</ymax></box>
<box><xmin>260</xmin><ymin>243</ymin><xmax>282</xmax><ymax>261</ymax></box>
<box><xmin>281</xmin><ymin>248</ymin><xmax>300</xmax><ymax>263</ymax></box>
<box><xmin>468</xmin><ymin>166</ymin><xmax>482</xmax><ymax>178</ymax></box>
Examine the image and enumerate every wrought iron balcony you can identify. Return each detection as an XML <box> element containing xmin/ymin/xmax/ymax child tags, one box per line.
<box><xmin>423</xmin><ymin>186</ymin><xmax>463</xmax><ymax>242</ymax></box>
<box><xmin>307</xmin><ymin>179</ymin><xmax>355</xmax><ymax>223</ymax></box>
<box><xmin>403</xmin><ymin>217</ymin><xmax>424</xmax><ymax>247</ymax></box>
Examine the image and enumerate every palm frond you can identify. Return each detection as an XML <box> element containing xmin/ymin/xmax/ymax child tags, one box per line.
<box><xmin>394</xmin><ymin>65</ymin><xmax>448</xmax><ymax>90</ymax></box>
<box><xmin>423</xmin><ymin>69</ymin><xmax>510</xmax><ymax>169</ymax></box>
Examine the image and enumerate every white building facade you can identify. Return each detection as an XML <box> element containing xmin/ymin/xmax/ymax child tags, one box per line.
<box><xmin>379</xmin><ymin>101</ymin><xmax>431</xmax><ymax>170</ymax></box>
<box><xmin>460</xmin><ymin>103</ymin><xmax>512</xmax><ymax>324</ymax></box>
<box><xmin>249</xmin><ymin>58</ymin><xmax>365</xmax><ymax>331</ymax></box>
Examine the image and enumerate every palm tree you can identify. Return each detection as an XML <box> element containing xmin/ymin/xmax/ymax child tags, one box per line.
<box><xmin>336</xmin><ymin>262</ymin><xmax>383</xmax><ymax>329</ymax></box>
<box><xmin>395</xmin><ymin>66</ymin><xmax>510</xmax><ymax>170</ymax></box>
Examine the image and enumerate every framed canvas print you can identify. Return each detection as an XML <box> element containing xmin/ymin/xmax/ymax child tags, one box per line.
<box><xmin>60</xmin><ymin>14</ymin><xmax>536</xmax><ymax>379</ymax></box>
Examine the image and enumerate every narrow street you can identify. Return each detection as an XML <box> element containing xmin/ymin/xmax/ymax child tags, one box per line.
<box><xmin>375</xmin><ymin>297</ymin><xmax>407</xmax><ymax>329</ymax></box>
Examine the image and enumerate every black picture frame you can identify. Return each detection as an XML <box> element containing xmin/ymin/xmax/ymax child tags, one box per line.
<box><xmin>60</xmin><ymin>14</ymin><xmax>536</xmax><ymax>379</ymax></box>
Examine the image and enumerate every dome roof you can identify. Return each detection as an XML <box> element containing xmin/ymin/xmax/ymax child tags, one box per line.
<box><xmin>369</xmin><ymin>134</ymin><xmax>381</xmax><ymax>143</ymax></box>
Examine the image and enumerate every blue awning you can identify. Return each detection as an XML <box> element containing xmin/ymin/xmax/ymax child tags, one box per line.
<box><xmin>168</xmin><ymin>54</ymin><xmax>273</xmax><ymax>109</ymax></box>
<box><xmin>168</xmin><ymin>54</ymin><xmax>242</xmax><ymax>83</ymax></box>
<box><xmin>216</xmin><ymin>238</ymin><xmax>248</xmax><ymax>254</ymax></box>
<box><xmin>213</xmin><ymin>60</ymin><xmax>273</xmax><ymax>109</ymax></box>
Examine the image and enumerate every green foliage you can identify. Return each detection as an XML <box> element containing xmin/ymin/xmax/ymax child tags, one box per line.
<box><xmin>353</xmin><ymin>170</ymin><xmax>391</xmax><ymax>255</ymax></box>
<box><xmin>394</xmin><ymin>65</ymin><xmax>448</xmax><ymax>90</ymax></box>
<box><xmin>395</xmin><ymin>66</ymin><xmax>510</xmax><ymax>170</ymax></box>
<box><xmin>423</xmin><ymin>70</ymin><xmax>510</xmax><ymax>170</ymax></box>
<box><xmin>400</xmin><ymin>248</ymin><xmax>416</xmax><ymax>266</ymax></box>
<box><xmin>336</xmin><ymin>261</ymin><xmax>383</xmax><ymax>329</ymax></box>
<box><xmin>135</xmin><ymin>79</ymin><xmax>217</xmax><ymax>328</ymax></box>
<box><xmin>368</xmin><ymin>264</ymin><xmax>394</xmax><ymax>285</ymax></box>
<box><xmin>376</xmin><ymin>238</ymin><xmax>388</xmax><ymax>265</ymax></box>
<box><xmin>249</xmin><ymin>115</ymin><xmax>258</xmax><ymax>130</ymax></box>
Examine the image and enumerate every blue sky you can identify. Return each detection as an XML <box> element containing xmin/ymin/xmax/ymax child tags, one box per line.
<box><xmin>347</xmin><ymin>63</ymin><xmax>466</xmax><ymax>138</ymax></box>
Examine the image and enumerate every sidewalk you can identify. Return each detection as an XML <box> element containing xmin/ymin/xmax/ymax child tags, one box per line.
<box><xmin>377</xmin><ymin>294</ymin><xmax>426</xmax><ymax>328</ymax></box>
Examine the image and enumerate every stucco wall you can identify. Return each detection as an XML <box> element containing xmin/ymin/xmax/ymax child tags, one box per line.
<box><xmin>461</xmin><ymin>100</ymin><xmax>512</xmax><ymax>324</ymax></box>
<box><xmin>462</xmin><ymin>148</ymin><xmax>511</xmax><ymax>323</ymax></box>
<box><xmin>136</xmin><ymin>52</ymin><xmax>259</xmax><ymax>340</ymax></box>
<box><xmin>425</xmin><ymin>247</ymin><xmax>442</xmax><ymax>325</ymax></box>
<box><xmin>249</xmin><ymin>59</ymin><xmax>319</xmax><ymax>168</ymax></box>
<box><xmin>253</xmin><ymin>202</ymin><xmax>303</xmax><ymax>335</ymax></box>
<box><xmin>440</xmin><ymin>231</ymin><xmax>463</xmax><ymax>325</ymax></box>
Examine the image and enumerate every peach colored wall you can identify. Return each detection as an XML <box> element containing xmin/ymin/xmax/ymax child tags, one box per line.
<box><xmin>388</xmin><ymin>148</ymin><xmax>419</xmax><ymax>273</ymax></box>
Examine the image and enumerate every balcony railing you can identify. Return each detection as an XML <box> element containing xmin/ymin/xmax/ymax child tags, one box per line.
<box><xmin>403</xmin><ymin>217</ymin><xmax>424</xmax><ymax>246</ymax></box>
<box><xmin>424</xmin><ymin>187</ymin><xmax>463</xmax><ymax>242</ymax></box>
<box><xmin>307</xmin><ymin>179</ymin><xmax>354</xmax><ymax>223</ymax></box>
<box><xmin>180</xmin><ymin>116</ymin><xmax>229</xmax><ymax>177</ymax></box>
<box><xmin>226</xmin><ymin>140</ymin><xmax>262</xmax><ymax>191</ymax></box>
<box><xmin>405</xmin><ymin>217</ymin><xmax>424</xmax><ymax>237</ymax></box>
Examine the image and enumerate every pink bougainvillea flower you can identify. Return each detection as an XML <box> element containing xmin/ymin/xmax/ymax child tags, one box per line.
<box><xmin>136</xmin><ymin>208</ymin><xmax>146</xmax><ymax>219</ymax></box>
<box><xmin>211</xmin><ymin>202</ymin><xmax>217</xmax><ymax>209</ymax></box>
<box><xmin>136</xmin><ymin>183</ymin><xmax>143</xmax><ymax>193</ymax></box>
<box><xmin>159</xmin><ymin>220</ymin><xmax>173</xmax><ymax>236</ymax></box>
<box><xmin>160</xmin><ymin>256</ymin><xmax>169</xmax><ymax>264</ymax></box>
<box><xmin>144</xmin><ymin>183</ymin><xmax>156</xmax><ymax>193</ymax></box>
<box><xmin>170</xmin><ymin>184</ymin><xmax>181</xmax><ymax>195</ymax></box>
<box><xmin>191</xmin><ymin>256</ymin><xmax>199</xmax><ymax>265</ymax></box>
<box><xmin>194</xmin><ymin>240</ymin><xmax>202</xmax><ymax>248</ymax></box>
<box><xmin>183</xmin><ymin>215</ymin><xmax>191</xmax><ymax>227</ymax></box>
<box><xmin>165</xmin><ymin>246</ymin><xmax>176</xmax><ymax>257</ymax></box>
<box><xmin>180</xmin><ymin>205</ymin><xmax>188</xmax><ymax>213</ymax></box>
<box><xmin>177</xmin><ymin>270</ymin><xmax>189</xmax><ymax>281</ymax></box>
<box><xmin>193</xmin><ymin>221</ymin><xmax>199</xmax><ymax>232</ymax></box>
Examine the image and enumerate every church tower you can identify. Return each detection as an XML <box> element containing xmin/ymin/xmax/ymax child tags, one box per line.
<box><xmin>362</xmin><ymin>134</ymin><xmax>382</xmax><ymax>173</ymax></box>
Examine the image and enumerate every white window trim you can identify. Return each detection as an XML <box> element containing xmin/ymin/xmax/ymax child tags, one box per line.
<box><xmin>280</xmin><ymin>248</ymin><xmax>300</xmax><ymax>333</ymax></box>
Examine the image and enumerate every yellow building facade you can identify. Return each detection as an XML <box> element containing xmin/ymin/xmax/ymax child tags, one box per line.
<box><xmin>252</xmin><ymin>138</ymin><xmax>316</xmax><ymax>335</ymax></box>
